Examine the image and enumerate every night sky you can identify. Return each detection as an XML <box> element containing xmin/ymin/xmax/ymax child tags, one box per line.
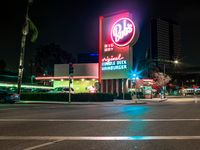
<box><xmin>0</xmin><ymin>0</ymin><xmax>200</xmax><ymax>71</ymax></box>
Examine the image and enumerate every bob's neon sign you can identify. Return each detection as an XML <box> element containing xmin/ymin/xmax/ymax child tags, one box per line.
<box><xmin>111</xmin><ymin>18</ymin><xmax>135</xmax><ymax>47</ymax></box>
<box><xmin>102</xmin><ymin>54</ymin><xmax>124</xmax><ymax>62</ymax></box>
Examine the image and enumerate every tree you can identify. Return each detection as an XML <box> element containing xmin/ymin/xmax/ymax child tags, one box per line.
<box><xmin>0</xmin><ymin>59</ymin><xmax>6</xmax><ymax>71</ymax></box>
<box><xmin>152</xmin><ymin>72</ymin><xmax>171</xmax><ymax>92</ymax></box>
<box><xmin>34</xmin><ymin>43</ymin><xmax>75</xmax><ymax>76</ymax></box>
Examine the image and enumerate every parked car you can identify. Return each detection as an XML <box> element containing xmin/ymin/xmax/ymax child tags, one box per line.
<box><xmin>195</xmin><ymin>88</ymin><xmax>200</xmax><ymax>95</ymax></box>
<box><xmin>48</xmin><ymin>87</ymin><xmax>75</xmax><ymax>94</ymax></box>
<box><xmin>86</xmin><ymin>86</ymin><xmax>97</xmax><ymax>93</ymax></box>
<box><xmin>31</xmin><ymin>88</ymin><xmax>51</xmax><ymax>93</ymax></box>
<box><xmin>0</xmin><ymin>89</ymin><xmax>20</xmax><ymax>104</ymax></box>
<box><xmin>21</xmin><ymin>88</ymin><xmax>32</xmax><ymax>93</ymax></box>
<box><xmin>181</xmin><ymin>88</ymin><xmax>195</xmax><ymax>96</ymax></box>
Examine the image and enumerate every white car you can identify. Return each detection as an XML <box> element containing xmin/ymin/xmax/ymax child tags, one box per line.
<box><xmin>181</xmin><ymin>88</ymin><xmax>194</xmax><ymax>96</ymax></box>
<box><xmin>48</xmin><ymin>87</ymin><xmax>75</xmax><ymax>94</ymax></box>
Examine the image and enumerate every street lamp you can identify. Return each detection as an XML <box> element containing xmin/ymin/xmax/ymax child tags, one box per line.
<box><xmin>163</xmin><ymin>63</ymin><xmax>166</xmax><ymax>98</ymax></box>
<box><xmin>163</xmin><ymin>60</ymin><xmax>180</xmax><ymax>98</ymax></box>
<box><xmin>153</xmin><ymin>59</ymin><xmax>180</xmax><ymax>99</ymax></box>
<box><xmin>132</xmin><ymin>74</ymin><xmax>139</xmax><ymax>102</ymax></box>
<box><xmin>174</xmin><ymin>60</ymin><xmax>179</xmax><ymax>64</ymax></box>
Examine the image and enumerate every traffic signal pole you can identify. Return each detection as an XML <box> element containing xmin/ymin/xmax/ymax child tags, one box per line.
<box><xmin>68</xmin><ymin>63</ymin><xmax>74</xmax><ymax>103</ymax></box>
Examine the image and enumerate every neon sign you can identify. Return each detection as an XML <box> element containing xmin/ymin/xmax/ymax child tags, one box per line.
<box><xmin>102</xmin><ymin>53</ymin><xmax>127</xmax><ymax>71</ymax></box>
<box><xmin>111</xmin><ymin>18</ymin><xmax>135</xmax><ymax>47</ymax></box>
<box><xmin>100</xmin><ymin>12</ymin><xmax>136</xmax><ymax>79</ymax></box>
<box><xmin>102</xmin><ymin>60</ymin><xmax>127</xmax><ymax>71</ymax></box>
<box><xmin>104</xmin><ymin>44</ymin><xmax>114</xmax><ymax>52</ymax></box>
<box><xmin>102</xmin><ymin>54</ymin><xmax>124</xmax><ymax>62</ymax></box>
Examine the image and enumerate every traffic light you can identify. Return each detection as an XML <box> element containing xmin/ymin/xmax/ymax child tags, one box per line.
<box><xmin>69</xmin><ymin>78</ymin><xmax>72</xmax><ymax>84</ymax></box>
<box><xmin>69</xmin><ymin>63</ymin><xmax>74</xmax><ymax>74</ymax></box>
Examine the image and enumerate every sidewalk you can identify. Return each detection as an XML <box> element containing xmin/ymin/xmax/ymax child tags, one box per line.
<box><xmin>139</xmin><ymin>98</ymin><xmax>168</xmax><ymax>102</ymax></box>
<box><xmin>167</xmin><ymin>97</ymin><xmax>200</xmax><ymax>103</ymax></box>
<box><xmin>17</xmin><ymin>99</ymin><xmax>146</xmax><ymax>105</ymax></box>
<box><xmin>18</xmin><ymin>100</ymin><xmax>108</xmax><ymax>105</ymax></box>
<box><xmin>113</xmin><ymin>99</ymin><xmax>146</xmax><ymax>105</ymax></box>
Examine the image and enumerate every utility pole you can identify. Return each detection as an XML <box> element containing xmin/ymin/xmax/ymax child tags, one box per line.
<box><xmin>163</xmin><ymin>63</ymin><xmax>166</xmax><ymax>98</ymax></box>
<box><xmin>68</xmin><ymin>63</ymin><xmax>74</xmax><ymax>103</ymax></box>
<box><xmin>17</xmin><ymin>0</ymin><xmax>33</xmax><ymax>95</ymax></box>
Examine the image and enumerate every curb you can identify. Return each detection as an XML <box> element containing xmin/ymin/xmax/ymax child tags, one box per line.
<box><xmin>17</xmin><ymin>100</ymin><xmax>147</xmax><ymax>105</ymax></box>
<box><xmin>17</xmin><ymin>101</ymin><xmax>101</xmax><ymax>105</ymax></box>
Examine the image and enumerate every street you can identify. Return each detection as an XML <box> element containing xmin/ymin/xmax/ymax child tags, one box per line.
<box><xmin>1</xmin><ymin>100</ymin><xmax>200</xmax><ymax>150</ymax></box>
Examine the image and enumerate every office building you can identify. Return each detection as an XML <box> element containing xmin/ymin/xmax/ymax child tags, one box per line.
<box><xmin>151</xmin><ymin>18</ymin><xmax>182</xmax><ymax>69</ymax></box>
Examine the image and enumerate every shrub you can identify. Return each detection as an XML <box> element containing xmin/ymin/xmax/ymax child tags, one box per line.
<box><xmin>114</xmin><ymin>93</ymin><xmax>132</xmax><ymax>100</ymax></box>
<box><xmin>21</xmin><ymin>93</ymin><xmax>114</xmax><ymax>102</ymax></box>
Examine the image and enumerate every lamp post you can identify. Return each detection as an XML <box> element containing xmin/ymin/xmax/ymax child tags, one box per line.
<box><xmin>132</xmin><ymin>73</ymin><xmax>139</xmax><ymax>102</ymax></box>
<box><xmin>163</xmin><ymin>63</ymin><xmax>166</xmax><ymax>98</ymax></box>
<box><xmin>17</xmin><ymin>0</ymin><xmax>33</xmax><ymax>95</ymax></box>
<box><xmin>153</xmin><ymin>59</ymin><xmax>179</xmax><ymax>99</ymax></box>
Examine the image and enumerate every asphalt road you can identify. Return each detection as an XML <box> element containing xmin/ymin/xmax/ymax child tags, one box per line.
<box><xmin>1</xmin><ymin>100</ymin><xmax>200</xmax><ymax>150</ymax></box>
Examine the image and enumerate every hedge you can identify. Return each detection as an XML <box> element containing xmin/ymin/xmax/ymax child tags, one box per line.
<box><xmin>113</xmin><ymin>92</ymin><xmax>145</xmax><ymax>100</ymax></box>
<box><xmin>114</xmin><ymin>93</ymin><xmax>132</xmax><ymax>100</ymax></box>
<box><xmin>21</xmin><ymin>93</ymin><xmax>114</xmax><ymax>102</ymax></box>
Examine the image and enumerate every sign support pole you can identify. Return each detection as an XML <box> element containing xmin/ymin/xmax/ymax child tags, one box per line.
<box><xmin>122</xmin><ymin>79</ymin><xmax>125</xmax><ymax>100</ymax></box>
<box><xmin>68</xmin><ymin>75</ymin><xmax>71</xmax><ymax>103</ymax></box>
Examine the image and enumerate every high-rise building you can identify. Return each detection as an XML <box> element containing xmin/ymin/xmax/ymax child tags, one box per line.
<box><xmin>171</xmin><ymin>24</ymin><xmax>182</xmax><ymax>60</ymax></box>
<box><xmin>151</xmin><ymin>18</ymin><xmax>182</xmax><ymax>69</ymax></box>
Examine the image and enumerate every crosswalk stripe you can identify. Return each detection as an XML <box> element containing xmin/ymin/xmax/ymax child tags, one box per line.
<box><xmin>0</xmin><ymin>119</ymin><xmax>200</xmax><ymax>122</ymax></box>
<box><xmin>23</xmin><ymin>140</ymin><xmax>63</xmax><ymax>150</ymax></box>
<box><xmin>1</xmin><ymin>136</ymin><xmax>200</xmax><ymax>140</ymax></box>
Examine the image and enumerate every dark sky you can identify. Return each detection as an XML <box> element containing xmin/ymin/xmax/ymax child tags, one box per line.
<box><xmin>0</xmin><ymin>0</ymin><xmax>200</xmax><ymax>71</ymax></box>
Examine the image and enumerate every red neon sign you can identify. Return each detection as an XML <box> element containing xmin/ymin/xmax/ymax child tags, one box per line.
<box><xmin>111</xmin><ymin>18</ymin><xmax>135</xmax><ymax>47</ymax></box>
<box><xmin>102</xmin><ymin>54</ymin><xmax>124</xmax><ymax>62</ymax></box>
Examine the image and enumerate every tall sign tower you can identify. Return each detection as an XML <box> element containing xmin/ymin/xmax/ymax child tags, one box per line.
<box><xmin>99</xmin><ymin>11</ymin><xmax>138</xmax><ymax>94</ymax></box>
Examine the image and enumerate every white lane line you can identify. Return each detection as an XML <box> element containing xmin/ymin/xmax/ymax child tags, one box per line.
<box><xmin>0</xmin><ymin>119</ymin><xmax>200</xmax><ymax>122</ymax></box>
<box><xmin>1</xmin><ymin>136</ymin><xmax>200</xmax><ymax>141</ymax></box>
<box><xmin>23</xmin><ymin>140</ymin><xmax>64</xmax><ymax>150</ymax></box>
<box><xmin>0</xmin><ymin>108</ymin><xmax>21</xmax><ymax>111</ymax></box>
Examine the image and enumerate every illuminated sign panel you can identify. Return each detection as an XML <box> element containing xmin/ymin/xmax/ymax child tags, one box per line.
<box><xmin>100</xmin><ymin>12</ymin><xmax>136</xmax><ymax>79</ymax></box>
<box><xmin>111</xmin><ymin>18</ymin><xmax>135</xmax><ymax>47</ymax></box>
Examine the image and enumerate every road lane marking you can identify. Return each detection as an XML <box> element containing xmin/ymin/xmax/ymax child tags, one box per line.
<box><xmin>0</xmin><ymin>108</ymin><xmax>17</xmax><ymax>110</ymax></box>
<box><xmin>1</xmin><ymin>119</ymin><xmax>200</xmax><ymax>122</ymax></box>
<box><xmin>1</xmin><ymin>136</ymin><xmax>200</xmax><ymax>141</ymax></box>
<box><xmin>23</xmin><ymin>140</ymin><xmax>64</xmax><ymax>150</ymax></box>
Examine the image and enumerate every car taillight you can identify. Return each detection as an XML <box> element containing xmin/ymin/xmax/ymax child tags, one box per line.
<box><xmin>11</xmin><ymin>94</ymin><xmax>19</xmax><ymax>98</ymax></box>
<box><xmin>11</xmin><ymin>94</ymin><xmax>14</xmax><ymax>97</ymax></box>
